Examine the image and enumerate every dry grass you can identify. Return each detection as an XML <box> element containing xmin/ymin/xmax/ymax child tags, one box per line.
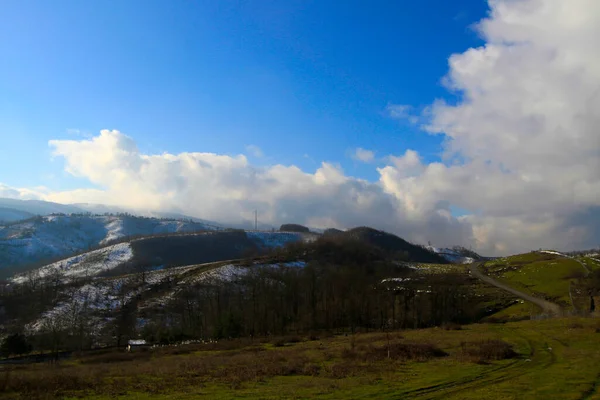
<box><xmin>459</xmin><ymin>339</ymin><xmax>517</xmax><ymax>363</ymax></box>
<box><xmin>0</xmin><ymin>331</ymin><xmax>449</xmax><ymax>399</ymax></box>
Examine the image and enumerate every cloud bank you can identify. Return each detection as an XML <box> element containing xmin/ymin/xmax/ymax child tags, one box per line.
<box><xmin>3</xmin><ymin>0</ymin><xmax>599</xmax><ymax>255</ymax></box>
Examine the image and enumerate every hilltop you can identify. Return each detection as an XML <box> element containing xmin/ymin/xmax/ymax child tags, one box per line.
<box><xmin>341</xmin><ymin>227</ymin><xmax>449</xmax><ymax>264</ymax></box>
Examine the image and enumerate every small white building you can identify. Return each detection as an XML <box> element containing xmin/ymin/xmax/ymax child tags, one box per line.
<box><xmin>126</xmin><ymin>339</ymin><xmax>147</xmax><ymax>352</ymax></box>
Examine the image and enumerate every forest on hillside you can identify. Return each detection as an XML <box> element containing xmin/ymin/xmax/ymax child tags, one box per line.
<box><xmin>0</xmin><ymin>235</ymin><xmax>509</xmax><ymax>356</ymax></box>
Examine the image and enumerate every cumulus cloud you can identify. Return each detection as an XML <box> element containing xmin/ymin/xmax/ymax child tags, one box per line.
<box><xmin>5</xmin><ymin>0</ymin><xmax>599</xmax><ymax>256</ymax></box>
<box><xmin>352</xmin><ymin>148</ymin><xmax>376</xmax><ymax>163</ymax></box>
<box><xmin>0</xmin><ymin>183</ymin><xmax>46</xmax><ymax>200</ymax></box>
<box><xmin>43</xmin><ymin>130</ymin><xmax>471</xmax><ymax>248</ymax></box>
<box><xmin>390</xmin><ymin>0</ymin><xmax>600</xmax><ymax>254</ymax></box>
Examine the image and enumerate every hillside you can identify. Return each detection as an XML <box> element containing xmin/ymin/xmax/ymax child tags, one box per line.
<box><xmin>0</xmin><ymin>207</ymin><xmax>34</xmax><ymax>223</ymax></box>
<box><xmin>426</xmin><ymin>245</ymin><xmax>480</xmax><ymax>264</ymax></box>
<box><xmin>2</xmin><ymin>236</ymin><xmax>514</xmax><ymax>351</ymax></box>
<box><xmin>342</xmin><ymin>227</ymin><xmax>448</xmax><ymax>264</ymax></box>
<box><xmin>481</xmin><ymin>251</ymin><xmax>591</xmax><ymax>310</ymax></box>
<box><xmin>9</xmin><ymin>230</ymin><xmax>307</xmax><ymax>284</ymax></box>
<box><xmin>0</xmin><ymin>214</ymin><xmax>221</xmax><ymax>275</ymax></box>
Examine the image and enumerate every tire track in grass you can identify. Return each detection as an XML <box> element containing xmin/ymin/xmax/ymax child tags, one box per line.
<box><xmin>580</xmin><ymin>373</ymin><xmax>600</xmax><ymax>400</ymax></box>
<box><xmin>396</xmin><ymin>328</ymin><xmax>560</xmax><ymax>399</ymax></box>
<box><xmin>423</xmin><ymin>327</ymin><xmax>568</xmax><ymax>400</ymax></box>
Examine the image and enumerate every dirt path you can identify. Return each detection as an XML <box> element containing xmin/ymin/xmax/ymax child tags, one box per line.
<box><xmin>469</xmin><ymin>262</ymin><xmax>562</xmax><ymax>315</ymax></box>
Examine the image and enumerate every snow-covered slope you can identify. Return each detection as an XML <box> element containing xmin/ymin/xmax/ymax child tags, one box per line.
<box><xmin>11</xmin><ymin>242</ymin><xmax>133</xmax><ymax>284</ymax></box>
<box><xmin>425</xmin><ymin>246</ymin><xmax>477</xmax><ymax>264</ymax></box>
<box><xmin>0</xmin><ymin>214</ymin><xmax>218</xmax><ymax>272</ymax></box>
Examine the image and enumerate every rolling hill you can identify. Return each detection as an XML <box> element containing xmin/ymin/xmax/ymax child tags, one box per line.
<box><xmin>9</xmin><ymin>230</ymin><xmax>308</xmax><ymax>284</ymax></box>
<box><xmin>481</xmin><ymin>250</ymin><xmax>591</xmax><ymax>310</ymax></box>
<box><xmin>0</xmin><ymin>214</ymin><xmax>222</xmax><ymax>275</ymax></box>
<box><xmin>341</xmin><ymin>227</ymin><xmax>449</xmax><ymax>264</ymax></box>
<box><xmin>0</xmin><ymin>207</ymin><xmax>34</xmax><ymax>223</ymax></box>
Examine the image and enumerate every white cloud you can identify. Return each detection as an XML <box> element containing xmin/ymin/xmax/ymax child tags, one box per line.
<box><xmin>5</xmin><ymin>0</ymin><xmax>600</xmax><ymax>256</ymax></box>
<box><xmin>387</xmin><ymin>104</ymin><xmax>419</xmax><ymax>124</ymax></box>
<box><xmin>0</xmin><ymin>183</ymin><xmax>46</xmax><ymax>200</ymax></box>
<box><xmin>36</xmin><ymin>130</ymin><xmax>474</xmax><ymax>250</ymax></box>
<box><xmin>390</xmin><ymin>0</ymin><xmax>600</xmax><ymax>254</ymax></box>
<box><xmin>352</xmin><ymin>148</ymin><xmax>375</xmax><ymax>163</ymax></box>
<box><xmin>245</xmin><ymin>145</ymin><xmax>264</xmax><ymax>158</ymax></box>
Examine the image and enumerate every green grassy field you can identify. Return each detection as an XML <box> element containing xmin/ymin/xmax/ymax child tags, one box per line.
<box><xmin>3</xmin><ymin>318</ymin><xmax>600</xmax><ymax>399</ymax></box>
<box><xmin>483</xmin><ymin>252</ymin><xmax>587</xmax><ymax>306</ymax></box>
<box><xmin>579</xmin><ymin>257</ymin><xmax>600</xmax><ymax>272</ymax></box>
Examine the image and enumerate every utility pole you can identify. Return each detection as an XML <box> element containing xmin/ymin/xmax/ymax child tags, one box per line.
<box><xmin>255</xmin><ymin>210</ymin><xmax>258</xmax><ymax>231</ymax></box>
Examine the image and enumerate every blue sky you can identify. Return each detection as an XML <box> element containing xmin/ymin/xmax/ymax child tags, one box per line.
<box><xmin>0</xmin><ymin>0</ymin><xmax>487</xmax><ymax>190</ymax></box>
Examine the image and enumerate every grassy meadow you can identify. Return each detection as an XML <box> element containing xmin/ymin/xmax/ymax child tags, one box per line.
<box><xmin>483</xmin><ymin>252</ymin><xmax>588</xmax><ymax>306</ymax></box>
<box><xmin>1</xmin><ymin>317</ymin><xmax>599</xmax><ymax>399</ymax></box>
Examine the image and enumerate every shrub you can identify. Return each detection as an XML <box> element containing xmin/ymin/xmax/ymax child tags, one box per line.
<box><xmin>364</xmin><ymin>342</ymin><xmax>447</xmax><ymax>361</ymax></box>
<box><xmin>1</xmin><ymin>333</ymin><xmax>31</xmax><ymax>357</ymax></box>
<box><xmin>442</xmin><ymin>322</ymin><xmax>463</xmax><ymax>331</ymax></box>
<box><xmin>568</xmin><ymin>320</ymin><xmax>584</xmax><ymax>329</ymax></box>
<box><xmin>460</xmin><ymin>340</ymin><xmax>517</xmax><ymax>363</ymax></box>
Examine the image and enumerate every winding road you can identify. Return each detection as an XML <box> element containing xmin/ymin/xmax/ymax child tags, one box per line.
<box><xmin>469</xmin><ymin>262</ymin><xmax>562</xmax><ymax>315</ymax></box>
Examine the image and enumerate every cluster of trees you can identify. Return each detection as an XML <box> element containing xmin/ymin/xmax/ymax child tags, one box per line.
<box><xmin>279</xmin><ymin>224</ymin><xmax>310</xmax><ymax>233</ymax></box>
<box><xmin>0</xmin><ymin>236</ymin><xmax>492</xmax><ymax>355</ymax></box>
<box><xmin>138</xmin><ymin>238</ymin><xmax>479</xmax><ymax>343</ymax></box>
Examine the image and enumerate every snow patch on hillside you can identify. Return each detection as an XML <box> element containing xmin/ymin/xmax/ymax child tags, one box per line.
<box><xmin>425</xmin><ymin>246</ymin><xmax>475</xmax><ymax>264</ymax></box>
<box><xmin>0</xmin><ymin>214</ymin><xmax>218</xmax><ymax>271</ymax></box>
<box><xmin>27</xmin><ymin>276</ymin><xmax>142</xmax><ymax>334</ymax></box>
<box><xmin>254</xmin><ymin>261</ymin><xmax>307</xmax><ymax>268</ymax></box>
<box><xmin>12</xmin><ymin>243</ymin><xmax>133</xmax><ymax>284</ymax></box>
<box><xmin>179</xmin><ymin>264</ymin><xmax>247</xmax><ymax>285</ymax></box>
<box><xmin>540</xmin><ymin>250</ymin><xmax>565</xmax><ymax>256</ymax></box>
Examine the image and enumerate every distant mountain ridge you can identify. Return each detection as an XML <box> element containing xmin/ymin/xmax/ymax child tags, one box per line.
<box><xmin>0</xmin><ymin>198</ymin><xmax>85</xmax><ymax>217</ymax></box>
<box><xmin>0</xmin><ymin>207</ymin><xmax>35</xmax><ymax>223</ymax></box>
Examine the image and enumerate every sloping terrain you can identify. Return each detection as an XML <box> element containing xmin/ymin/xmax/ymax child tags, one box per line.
<box><xmin>426</xmin><ymin>245</ymin><xmax>480</xmax><ymax>264</ymax></box>
<box><xmin>481</xmin><ymin>251</ymin><xmax>588</xmax><ymax>308</ymax></box>
<box><xmin>1</xmin><ymin>231</ymin><xmax>516</xmax><ymax>350</ymax></box>
<box><xmin>9</xmin><ymin>231</ymin><xmax>307</xmax><ymax>285</ymax></box>
<box><xmin>0</xmin><ymin>208</ymin><xmax>34</xmax><ymax>223</ymax></box>
<box><xmin>342</xmin><ymin>227</ymin><xmax>448</xmax><ymax>264</ymax></box>
<box><xmin>0</xmin><ymin>214</ymin><xmax>220</xmax><ymax>275</ymax></box>
<box><xmin>470</xmin><ymin>262</ymin><xmax>561</xmax><ymax>315</ymax></box>
<box><xmin>11</xmin><ymin>242</ymin><xmax>134</xmax><ymax>285</ymax></box>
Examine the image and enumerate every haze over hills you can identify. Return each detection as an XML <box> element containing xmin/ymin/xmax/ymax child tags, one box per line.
<box><xmin>0</xmin><ymin>198</ymin><xmax>86</xmax><ymax>221</ymax></box>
